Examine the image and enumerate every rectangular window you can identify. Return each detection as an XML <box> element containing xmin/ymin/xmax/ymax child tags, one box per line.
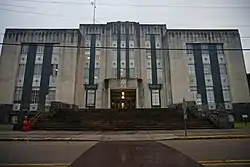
<box><xmin>37</xmin><ymin>46</ymin><xmax>44</xmax><ymax>54</ymax></box>
<box><xmin>157</xmin><ymin>69</ymin><xmax>163</xmax><ymax>84</ymax></box>
<box><xmin>207</xmin><ymin>90</ymin><xmax>215</xmax><ymax>103</ymax></box>
<box><xmin>147</xmin><ymin>69</ymin><xmax>152</xmax><ymax>83</ymax></box>
<box><xmin>219</xmin><ymin>64</ymin><xmax>227</xmax><ymax>74</ymax></box>
<box><xmin>186</xmin><ymin>44</ymin><xmax>193</xmax><ymax>54</ymax></box>
<box><xmin>34</xmin><ymin>64</ymin><xmax>42</xmax><ymax>76</ymax></box>
<box><xmin>52</xmin><ymin>64</ymin><xmax>58</xmax><ymax>76</ymax></box>
<box><xmin>223</xmin><ymin>90</ymin><xmax>231</xmax><ymax>102</ymax></box>
<box><xmin>217</xmin><ymin>44</ymin><xmax>224</xmax><ymax>54</ymax></box>
<box><xmin>204</xmin><ymin>64</ymin><xmax>211</xmax><ymax>74</ymax></box>
<box><xmin>84</xmin><ymin>68</ymin><xmax>89</xmax><ymax>84</ymax></box>
<box><xmin>20</xmin><ymin>45</ymin><xmax>28</xmax><ymax>54</ymax></box>
<box><xmin>146</xmin><ymin>50</ymin><xmax>151</xmax><ymax>58</ymax></box>
<box><xmin>121</xmin><ymin>68</ymin><xmax>126</xmax><ymax>78</ymax></box>
<box><xmin>94</xmin><ymin>68</ymin><xmax>100</xmax><ymax>84</ymax></box>
<box><xmin>201</xmin><ymin>44</ymin><xmax>209</xmax><ymax>54</ymax></box>
<box><xmin>112</xmin><ymin>68</ymin><xmax>117</xmax><ymax>78</ymax></box>
<box><xmin>221</xmin><ymin>75</ymin><xmax>229</xmax><ymax>87</ymax></box>
<box><xmin>46</xmin><ymin>89</ymin><xmax>56</xmax><ymax>103</ymax></box>
<box><xmin>14</xmin><ymin>87</ymin><xmax>22</xmax><ymax>103</ymax></box>
<box><xmin>189</xmin><ymin>76</ymin><xmax>197</xmax><ymax>86</ymax></box>
<box><xmin>86</xmin><ymin>90</ymin><xmax>95</xmax><ymax>107</ymax></box>
<box><xmin>129</xmin><ymin>68</ymin><xmax>136</xmax><ymax>78</ymax></box>
<box><xmin>30</xmin><ymin>90</ymin><xmax>39</xmax><ymax>104</ymax></box>
<box><xmin>190</xmin><ymin>90</ymin><xmax>197</xmax><ymax>101</ymax></box>
<box><xmin>46</xmin><ymin>89</ymin><xmax>56</xmax><ymax>104</ymax></box>
<box><xmin>18</xmin><ymin>64</ymin><xmax>26</xmax><ymax>77</ymax></box>
<box><xmin>151</xmin><ymin>89</ymin><xmax>160</xmax><ymax>107</ymax></box>
<box><xmin>188</xmin><ymin>65</ymin><xmax>195</xmax><ymax>75</ymax></box>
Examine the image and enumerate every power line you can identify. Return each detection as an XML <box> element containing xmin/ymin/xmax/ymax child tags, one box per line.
<box><xmin>10</xmin><ymin>0</ymin><xmax>89</xmax><ymax>5</ymax></box>
<box><xmin>1</xmin><ymin>42</ymin><xmax>250</xmax><ymax>51</ymax></box>
<box><xmin>0</xmin><ymin>3</ymin><xmax>34</xmax><ymax>8</ymax></box>
<box><xmin>0</xmin><ymin>7</ymin><xmax>97</xmax><ymax>22</ymax></box>
<box><xmin>0</xmin><ymin>7</ymin><xmax>66</xmax><ymax>17</ymax></box>
<box><xmin>9</xmin><ymin>0</ymin><xmax>250</xmax><ymax>9</ymax></box>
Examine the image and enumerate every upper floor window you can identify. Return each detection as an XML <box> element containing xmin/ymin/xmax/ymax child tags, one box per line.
<box><xmin>21</xmin><ymin>45</ymin><xmax>29</xmax><ymax>54</ymax></box>
<box><xmin>186</xmin><ymin>44</ymin><xmax>193</xmax><ymax>54</ymax></box>
<box><xmin>14</xmin><ymin>87</ymin><xmax>22</xmax><ymax>103</ymax></box>
<box><xmin>217</xmin><ymin>44</ymin><xmax>224</xmax><ymax>54</ymax></box>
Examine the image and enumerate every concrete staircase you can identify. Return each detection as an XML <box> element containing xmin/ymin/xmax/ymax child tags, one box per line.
<box><xmin>33</xmin><ymin>107</ymin><xmax>216</xmax><ymax>131</ymax></box>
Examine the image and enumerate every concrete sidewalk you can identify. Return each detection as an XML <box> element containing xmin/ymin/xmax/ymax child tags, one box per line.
<box><xmin>0</xmin><ymin>129</ymin><xmax>249</xmax><ymax>141</ymax></box>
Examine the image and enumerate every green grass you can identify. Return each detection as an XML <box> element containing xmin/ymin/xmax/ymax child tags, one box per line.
<box><xmin>0</xmin><ymin>124</ymin><xmax>13</xmax><ymax>131</ymax></box>
<box><xmin>234</xmin><ymin>122</ymin><xmax>250</xmax><ymax>129</ymax></box>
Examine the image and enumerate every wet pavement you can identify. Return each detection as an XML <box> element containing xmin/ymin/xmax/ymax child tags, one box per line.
<box><xmin>0</xmin><ymin>139</ymin><xmax>249</xmax><ymax>166</ymax></box>
<box><xmin>70</xmin><ymin>141</ymin><xmax>204</xmax><ymax>167</ymax></box>
<box><xmin>1</xmin><ymin>129</ymin><xmax>250</xmax><ymax>141</ymax></box>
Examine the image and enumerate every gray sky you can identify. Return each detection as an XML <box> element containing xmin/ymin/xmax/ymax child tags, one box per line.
<box><xmin>0</xmin><ymin>0</ymin><xmax>250</xmax><ymax>72</ymax></box>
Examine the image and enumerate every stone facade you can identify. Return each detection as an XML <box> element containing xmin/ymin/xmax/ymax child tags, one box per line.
<box><xmin>0</xmin><ymin>22</ymin><xmax>249</xmax><ymax>115</ymax></box>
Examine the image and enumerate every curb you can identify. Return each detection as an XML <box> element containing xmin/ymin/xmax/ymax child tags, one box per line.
<box><xmin>198</xmin><ymin>159</ymin><xmax>250</xmax><ymax>166</ymax></box>
<box><xmin>0</xmin><ymin>138</ymin><xmax>100</xmax><ymax>142</ymax></box>
<box><xmin>0</xmin><ymin>135</ymin><xmax>250</xmax><ymax>142</ymax></box>
<box><xmin>169</xmin><ymin>135</ymin><xmax>250</xmax><ymax>140</ymax></box>
<box><xmin>0</xmin><ymin>163</ymin><xmax>69</xmax><ymax>167</ymax></box>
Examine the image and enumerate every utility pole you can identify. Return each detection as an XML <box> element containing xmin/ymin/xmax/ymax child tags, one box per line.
<box><xmin>91</xmin><ymin>0</ymin><xmax>96</xmax><ymax>24</ymax></box>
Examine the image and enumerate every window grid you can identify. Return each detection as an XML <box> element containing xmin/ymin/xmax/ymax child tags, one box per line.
<box><xmin>112</xmin><ymin>49</ymin><xmax>117</xmax><ymax>78</ymax></box>
<box><xmin>30</xmin><ymin>90</ymin><xmax>39</xmax><ymax>104</ymax></box>
<box><xmin>84</xmin><ymin>68</ymin><xmax>89</xmax><ymax>84</ymax></box>
<box><xmin>156</xmin><ymin>50</ymin><xmax>163</xmax><ymax>84</ymax></box>
<box><xmin>18</xmin><ymin>64</ymin><xmax>26</xmax><ymax>77</ymax></box>
<box><xmin>94</xmin><ymin>68</ymin><xmax>100</xmax><ymax>84</ymax></box>
<box><xmin>14</xmin><ymin>87</ymin><xmax>22</xmax><ymax>103</ymax></box>
<box><xmin>34</xmin><ymin>64</ymin><xmax>42</xmax><ymax>76</ymax></box>
<box><xmin>129</xmin><ymin>49</ymin><xmax>136</xmax><ymax>78</ymax></box>
<box><xmin>186</xmin><ymin>44</ymin><xmax>193</xmax><ymax>54</ymax></box>
<box><xmin>151</xmin><ymin>89</ymin><xmax>160</xmax><ymax>107</ymax></box>
<box><xmin>20</xmin><ymin>45</ymin><xmax>28</xmax><ymax>54</ymax></box>
<box><xmin>86</xmin><ymin>90</ymin><xmax>95</xmax><ymax>107</ymax></box>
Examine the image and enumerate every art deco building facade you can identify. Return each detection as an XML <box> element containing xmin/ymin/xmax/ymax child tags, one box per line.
<box><xmin>0</xmin><ymin>21</ymin><xmax>249</xmax><ymax>115</ymax></box>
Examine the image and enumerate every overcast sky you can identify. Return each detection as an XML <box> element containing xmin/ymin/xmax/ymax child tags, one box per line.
<box><xmin>0</xmin><ymin>0</ymin><xmax>250</xmax><ymax>72</ymax></box>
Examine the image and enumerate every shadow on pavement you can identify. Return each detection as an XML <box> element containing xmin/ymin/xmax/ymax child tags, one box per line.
<box><xmin>70</xmin><ymin>141</ymin><xmax>204</xmax><ymax>167</ymax></box>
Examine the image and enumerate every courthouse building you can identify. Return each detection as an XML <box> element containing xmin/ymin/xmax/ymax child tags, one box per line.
<box><xmin>0</xmin><ymin>21</ymin><xmax>249</xmax><ymax>113</ymax></box>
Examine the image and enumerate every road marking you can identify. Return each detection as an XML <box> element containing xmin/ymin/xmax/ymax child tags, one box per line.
<box><xmin>203</xmin><ymin>162</ymin><xmax>250</xmax><ymax>166</ymax></box>
<box><xmin>199</xmin><ymin>159</ymin><xmax>250</xmax><ymax>166</ymax></box>
<box><xmin>198</xmin><ymin>160</ymin><xmax>250</xmax><ymax>163</ymax></box>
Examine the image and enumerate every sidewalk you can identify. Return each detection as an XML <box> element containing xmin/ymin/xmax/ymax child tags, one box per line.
<box><xmin>0</xmin><ymin>129</ymin><xmax>249</xmax><ymax>141</ymax></box>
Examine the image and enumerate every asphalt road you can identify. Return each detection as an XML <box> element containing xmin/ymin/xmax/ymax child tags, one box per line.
<box><xmin>0</xmin><ymin>139</ymin><xmax>249</xmax><ymax>166</ymax></box>
<box><xmin>161</xmin><ymin>139</ymin><xmax>250</xmax><ymax>161</ymax></box>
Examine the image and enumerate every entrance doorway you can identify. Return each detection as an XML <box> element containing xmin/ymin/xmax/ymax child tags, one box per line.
<box><xmin>111</xmin><ymin>89</ymin><xmax>136</xmax><ymax>109</ymax></box>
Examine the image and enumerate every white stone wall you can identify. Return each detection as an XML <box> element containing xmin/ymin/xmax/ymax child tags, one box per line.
<box><xmin>1</xmin><ymin>23</ymin><xmax>249</xmax><ymax>109</ymax></box>
<box><xmin>56</xmin><ymin>30</ymin><xmax>79</xmax><ymax>105</ymax></box>
<box><xmin>0</xmin><ymin>29</ymin><xmax>79</xmax><ymax>106</ymax></box>
<box><xmin>0</xmin><ymin>31</ymin><xmax>21</xmax><ymax>104</ymax></box>
<box><xmin>166</xmin><ymin>30</ymin><xmax>250</xmax><ymax>104</ymax></box>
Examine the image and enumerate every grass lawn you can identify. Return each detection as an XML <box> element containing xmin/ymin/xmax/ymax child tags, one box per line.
<box><xmin>0</xmin><ymin>124</ymin><xmax>13</xmax><ymax>131</ymax></box>
<box><xmin>234</xmin><ymin>122</ymin><xmax>250</xmax><ymax>129</ymax></box>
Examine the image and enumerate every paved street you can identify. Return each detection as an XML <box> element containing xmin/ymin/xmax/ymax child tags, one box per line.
<box><xmin>0</xmin><ymin>139</ymin><xmax>249</xmax><ymax>166</ymax></box>
<box><xmin>0</xmin><ymin>129</ymin><xmax>250</xmax><ymax>141</ymax></box>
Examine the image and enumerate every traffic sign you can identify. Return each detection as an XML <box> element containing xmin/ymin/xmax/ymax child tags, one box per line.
<box><xmin>182</xmin><ymin>98</ymin><xmax>187</xmax><ymax>114</ymax></box>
